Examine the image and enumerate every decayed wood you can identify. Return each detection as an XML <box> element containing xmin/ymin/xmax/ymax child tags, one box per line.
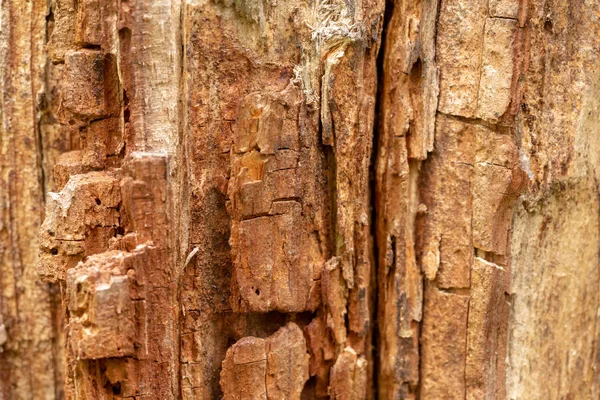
<box><xmin>0</xmin><ymin>0</ymin><xmax>59</xmax><ymax>398</ymax></box>
<box><xmin>376</xmin><ymin>0</ymin><xmax>527</xmax><ymax>398</ymax></box>
<box><xmin>180</xmin><ymin>0</ymin><xmax>384</xmax><ymax>398</ymax></box>
<box><xmin>36</xmin><ymin>0</ymin><xmax>182</xmax><ymax>397</ymax></box>
<box><xmin>220</xmin><ymin>323</ymin><xmax>309</xmax><ymax>400</ymax></box>
<box><xmin>1</xmin><ymin>0</ymin><xmax>600</xmax><ymax>398</ymax></box>
<box><xmin>507</xmin><ymin>1</ymin><xmax>600</xmax><ymax>398</ymax></box>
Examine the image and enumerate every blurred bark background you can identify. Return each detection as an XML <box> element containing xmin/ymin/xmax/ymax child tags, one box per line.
<box><xmin>1</xmin><ymin>0</ymin><xmax>599</xmax><ymax>398</ymax></box>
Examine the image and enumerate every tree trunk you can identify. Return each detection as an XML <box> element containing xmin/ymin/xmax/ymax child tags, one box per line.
<box><xmin>1</xmin><ymin>0</ymin><xmax>599</xmax><ymax>399</ymax></box>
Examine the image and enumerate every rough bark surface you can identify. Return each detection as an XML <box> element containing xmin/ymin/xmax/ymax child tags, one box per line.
<box><xmin>1</xmin><ymin>0</ymin><xmax>599</xmax><ymax>399</ymax></box>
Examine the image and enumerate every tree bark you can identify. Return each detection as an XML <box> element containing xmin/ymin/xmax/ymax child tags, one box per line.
<box><xmin>0</xmin><ymin>0</ymin><xmax>599</xmax><ymax>399</ymax></box>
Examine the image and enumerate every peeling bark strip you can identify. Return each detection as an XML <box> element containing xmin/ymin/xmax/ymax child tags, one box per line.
<box><xmin>2</xmin><ymin>0</ymin><xmax>600</xmax><ymax>398</ymax></box>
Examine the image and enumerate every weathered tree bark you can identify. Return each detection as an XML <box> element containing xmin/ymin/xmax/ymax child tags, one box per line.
<box><xmin>1</xmin><ymin>0</ymin><xmax>599</xmax><ymax>399</ymax></box>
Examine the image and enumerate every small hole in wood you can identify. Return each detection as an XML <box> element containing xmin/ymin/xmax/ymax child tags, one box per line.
<box><xmin>112</xmin><ymin>382</ymin><xmax>121</xmax><ymax>395</ymax></box>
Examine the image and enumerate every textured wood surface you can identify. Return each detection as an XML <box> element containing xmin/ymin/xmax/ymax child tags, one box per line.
<box><xmin>0</xmin><ymin>0</ymin><xmax>599</xmax><ymax>399</ymax></box>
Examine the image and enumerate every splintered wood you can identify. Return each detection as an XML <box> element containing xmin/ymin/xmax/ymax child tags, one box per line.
<box><xmin>40</xmin><ymin>154</ymin><xmax>178</xmax><ymax>398</ymax></box>
<box><xmin>31</xmin><ymin>0</ymin><xmax>181</xmax><ymax>397</ymax></box>
<box><xmin>2</xmin><ymin>0</ymin><xmax>600</xmax><ymax>398</ymax></box>
<box><xmin>185</xmin><ymin>0</ymin><xmax>382</xmax><ymax>397</ymax></box>
<box><xmin>377</xmin><ymin>0</ymin><xmax>527</xmax><ymax>398</ymax></box>
<box><xmin>220</xmin><ymin>323</ymin><xmax>309</xmax><ymax>400</ymax></box>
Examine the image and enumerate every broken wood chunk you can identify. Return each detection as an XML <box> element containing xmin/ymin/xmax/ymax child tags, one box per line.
<box><xmin>41</xmin><ymin>172</ymin><xmax>121</xmax><ymax>241</ymax></box>
<box><xmin>223</xmin><ymin>336</ymin><xmax>268</xmax><ymax>400</ymax></box>
<box><xmin>53</xmin><ymin>150</ymin><xmax>89</xmax><ymax>191</ymax></box>
<box><xmin>489</xmin><ymin>0</ymin><xmax>520</xmax><ymax>19</ymax></box>
<box><xmin>329</xmin><ymin>347</ymin><xmax>368</xmax><ymax>400</ymax></box>
<box><xmin>220</xmin><ymin>323</ymin><xmax>309</xmax><ymax>400</ymax></box>
<box><xmin>472</xmin><ymin>128</ymin><xmax>522</xmax><ymax>254</ymax></box>
<box><xmin>419</xmin><ymin>115</ymin><xmax>475</xmax><ymax>288</ymax></box>
<box><xmin>228</xmin><ymin>89</ymin><xmax>325</xmax><ymax>313</ymax></box>
<box><xmin>76</xmin><ymin>0</ymin><xmax>102</xmax><ymax>46</ymax></box>
<box><xmin>472</xmin><ymin>163</ymin><xmax>514</xmax><ymax>254</ymax></box>
<box><xmin>120</xmin><ymin>153</ymin><xmax>169</xmax><ymax>246</ymax></box>
<box><xmin>46</xmin><ymin>0</ymin><xmax>78</xmax><ymax>62</ymax></box>
<box><xmin>80</xmin><ymin>117</ymin><xmax>122</xmax><ymax>169</ymax></box>
<box><xmin>322</xmin><ymin>257</ymin><xmax>348</xmax><ymax>345</ymax></box>
<box><xmin>305</xmin><ymin>314</ymin><xmax>337</xmax><ymax>397</ymax></box>
<box><xmin>60</xmin><ymin>50</ymin><xmax>119</xmax><ymax>122</ymax></box>
<box><xmin>39</xmin><ymin>171</ymin><xmax>121</xmax><ymax>282</ymax></box>
<box><xmin>266</xmin><ymin>323</ymin><xmax>311</xmax><ymax>399</ymax></box>
<box><xmin>66</xmin><ymin>251</ymin><xmax>136</xmax><ymax>360</ymax></box>
<box><xmin>234</xmin><ymin>206</ymin><xmax>317</xmax><ymax>312</ymax></box>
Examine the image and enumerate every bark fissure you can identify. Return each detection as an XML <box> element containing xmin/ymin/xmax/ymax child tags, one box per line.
<box><xmin>369</xmin><ymin>2</ymin><xmax>394</xmax><ymax>397</ymax></box>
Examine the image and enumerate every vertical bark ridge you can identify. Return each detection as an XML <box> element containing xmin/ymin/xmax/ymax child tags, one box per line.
<box><xmin>0</xmin><ymin>0</ymin><xmax>58</xmax><ymax>398</ymax></box>
<box><xmin>37</xmin><ymin>0</ymin><xmax>183</xmax><ymax>397</ymax></box>
<box><xmin>376</xmin><ymin>0</ymin><xmax>530</xmax><ymax>398</ymax></box>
